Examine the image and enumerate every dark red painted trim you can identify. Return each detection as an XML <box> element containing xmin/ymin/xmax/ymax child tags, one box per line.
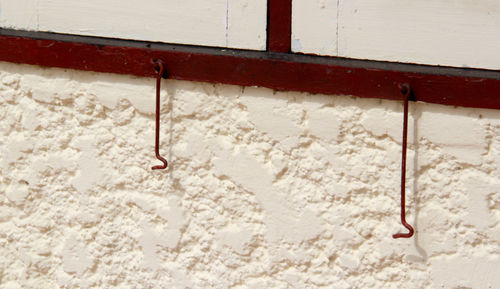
<box><xmin>267</xmin><ymin>0</ymin><xmax>292</xmax><ymax>53</ymax></box>
<box><xmin>1</xmin><ymin>33</ymin><xmax>500</xmax><ymax>110</ymax></box>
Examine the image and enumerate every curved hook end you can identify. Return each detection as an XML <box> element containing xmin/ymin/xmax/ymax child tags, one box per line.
<box><xmin>152</xmin><ymin>156</ymin><xmax>168</xmax><ymax>170</ymax></box>
<box><xmin>392</xmin><ymin>224</ymin><xmax>414</xmax><ymax>239</ymax></box>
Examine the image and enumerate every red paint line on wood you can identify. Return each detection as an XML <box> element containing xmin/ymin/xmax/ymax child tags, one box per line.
<box><xmin>268</xmin><ymin>0</ymin><xmax>292</xmax><ymax>53</ymax></box>
<box><xmin>1</xmin><ymin>35</ymin><xmax>500</xmax><ymax>110</ymax></box>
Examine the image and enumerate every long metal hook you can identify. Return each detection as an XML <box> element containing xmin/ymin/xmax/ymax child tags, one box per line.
<box><xmin>151</xmin><ymin>59</ymin><xmax>168</xmax><ymax>170</ymax></box>
<box><xmin>393</xmin><ymin>83</ymin><xmax>414</xmax><ymax>239</ymax></box>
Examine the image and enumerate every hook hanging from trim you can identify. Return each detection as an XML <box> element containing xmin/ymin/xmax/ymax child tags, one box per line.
<box><xmin>151</xmin><ymin>59</ymin><xmax>168</xmax><ymax>170</ymax></box>
<box><xmin>393</xmin><ymin>83</ymin><xmax>415</xmax><ymax>239</ymax></box>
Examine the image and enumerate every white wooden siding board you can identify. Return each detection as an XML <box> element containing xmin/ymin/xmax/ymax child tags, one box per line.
<box><xmin>0</xmin><ymin>0</ymin><xmax>267</xmax><ymax>50</ymax></box>
<box><xmin>0</xmin><ymin>0</ymin><xmax>38</xmax><ymax>30</ymax></box>
<box><xmin>291</xmin><ymin>0</ymin><xmax>338</xmax><ymax>55</ymax></box>
<box><xmin>339</xmin><ymin>0</ymin><xmax>500</xmax><ymax>69</ymax></box>
<box><xmin>37</xmin><ymin>0</ymin><xmax>228</xmax><ymax>48</ymax></box>
<box><xmin>292</xmin><ymin>0</ymin><xmax>500</xmax><ymax>70</ymax></box>
<box><xmin>227</xmin><ymin>0</ymin><xmax>267</xmax><ymax>50</ymax></box>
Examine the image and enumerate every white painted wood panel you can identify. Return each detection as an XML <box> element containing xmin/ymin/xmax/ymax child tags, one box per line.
<box><xmin>0</xmin><ymin>0</ymin><xmax>38</xmax><ymax>30</ymax></box>
<box><xmin>292</xmin><ymin>0</ymin><xmax>338</xmax><ymax>55</ymax></box>
<box><xmin>292</xmin><ymin>0</ymin><xmax>500</xmax><ymax>70</ymax></box>
<box><xmin>227</xmin><ymin>0</ymin><xmax>267</xmax><ymax>50</ymax></box>
<box><xmin>0</xmin><ymin>0</ymin><xmax>267</xmax><ymax>50</ymax></box>
<box><xmin>339</xmin><ymin>0</ymin><xmax>500</xmax><ymax>69</ymax></box>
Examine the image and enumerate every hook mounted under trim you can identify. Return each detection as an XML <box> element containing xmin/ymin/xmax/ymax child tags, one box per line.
<box><xmin>393</xmin><ymin>83</ymin><xmax>415</xmax><ymax>239</ymax></box>
<box><xmin>151</xmin><ymin>59</ymin><xmax>168</xmax><ymax>170</ymax></box>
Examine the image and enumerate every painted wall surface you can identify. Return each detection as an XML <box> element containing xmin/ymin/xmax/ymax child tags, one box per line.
<box><xmin>1</xmin><ymin>61</ymin><xmax>500</xmax><ymax>288</ymax></box>
<box><xmin>292</xmin><ymin>0</ymin><xmax>500</xmax><ymax>70</ymax></box>
<box><xmin>3</xmin><ymin>0</ymin><xmax>500</xmax><ymax>68</ymax></box>
<box><xmin>0</xmin><ymin>0</ymin><xmax>267</xmax><ymax>50</ymax></box>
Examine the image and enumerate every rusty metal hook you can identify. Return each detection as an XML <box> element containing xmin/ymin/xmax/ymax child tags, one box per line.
<box><xmin>151</xmin><ymin>59</ymin><xmax>168</xmax><ymax>170</ymax></box>
<box><xmin>393</xmin><ymin>83</ymin><xmax>414</xmax><ymax>239</ymax></box>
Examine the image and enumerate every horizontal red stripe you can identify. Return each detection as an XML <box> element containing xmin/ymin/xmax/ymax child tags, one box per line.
<box><xmin>0</xmin><ymin>34</ymin><xmax>500</xmax><ymax>110</ymax></box>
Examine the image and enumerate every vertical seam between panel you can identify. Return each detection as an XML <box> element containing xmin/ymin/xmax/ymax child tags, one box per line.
<box><xmin>225</xmin><ymin>0</ymin><xmax>229</xmax><ymax>47</ymax></box>
<box><xmin>336</xmin><ymin>0</ymin><xmax>339</xmax><ymax>56</ymax></box>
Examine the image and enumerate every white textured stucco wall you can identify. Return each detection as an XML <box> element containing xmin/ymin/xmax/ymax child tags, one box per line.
<box><xmin>1</xmin><ymin>61</ymin><xmax>500</xmax><ymax>288</ymax></box>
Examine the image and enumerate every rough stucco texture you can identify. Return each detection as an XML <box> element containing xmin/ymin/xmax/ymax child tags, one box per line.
<box><xmin>0</xmin><ymin>61</ymin><xmax>499</xmax><ymax>289</ymax></box>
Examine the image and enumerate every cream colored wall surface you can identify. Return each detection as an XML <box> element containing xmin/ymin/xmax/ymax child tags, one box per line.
<box><xmin>292</xmin><ymin>0</ymin><xmax>500</xmax><ymax>70</ymax></box>
<box><xmin>1</xmin><ymin>62</ymin><xmax>500</xmax><ymax>288</ymax></box>
<box><xmin>0</xmin><ymin>0</ymin><xmax>267</xmax><ymax>50</ymax></box>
